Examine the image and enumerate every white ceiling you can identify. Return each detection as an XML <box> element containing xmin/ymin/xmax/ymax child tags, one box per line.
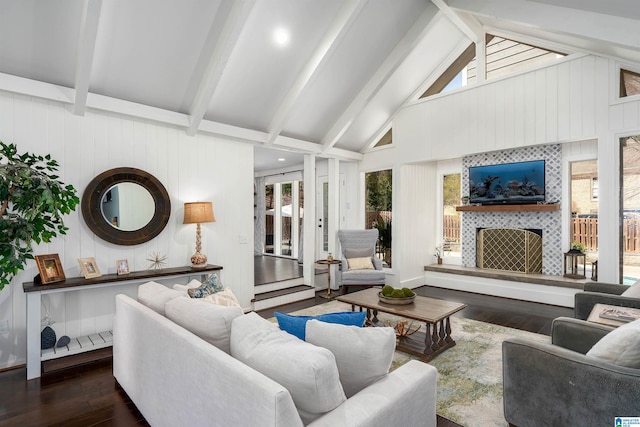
<box><xmin>1</xmin><ymin>0</ymin><xmax>640</xmax><ymax>173</ymax></box>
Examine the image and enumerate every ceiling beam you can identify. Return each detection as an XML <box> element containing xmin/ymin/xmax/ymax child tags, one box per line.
<box><xmin>431</xmin><ymin>0</ymin><xmax>483</xmax><ymax>43</ymax></box>
<box><xmin>265</xmin><ymin>0</ymin><xmax>367</xmax><ymax>145</ymax></box>
<box><xmin>0</xmin><ymin>72</ymin><xmax>74</xmax><ymax>104</ymax></box>
<box><xmin>273</xmin><ymin>135</ymin><xmax>363</xmax><ymax>161</ymax></box>
<box><xmin>0</xmin><ymin>73</ymin><xmax>365</xmax><ymax>162</ymax></box>
<box><xmin>320</xmin><ymin>6</ymin><xmax>440</xmax><ymax>151</ymax></box>
<box><xmin>449</xmin><ymin>0</ymin><xmax>640</xmax><ymax>52</ymax></box>
<box><xmin>186</xmin><ymin>0</ymin><xmax>255</xmax><ymax>136</ymax></box>
<box><xmin>73</xmin><ymin>0</ymin><xmax>102</xmax><ymax>116</ymax></box>
<box><xmin>87</xmin><ymin>92</ymin><xmax>189</xmax><ymax>128</ymax></box>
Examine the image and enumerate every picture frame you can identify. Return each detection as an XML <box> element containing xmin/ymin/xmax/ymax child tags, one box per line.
<box><xmin>116</xmin><ymin>259</ymin><xmax>130</xmax><ymax>276</ymax></box>
<box><xmin>78</xmin><ymin>257</ymin><xmax>101</xmax><ymax>279</ymax></box>
<box><xmin>35</xmin><ymin>254</ymin><xmax>66</xmax><ymax>284</ymax></box>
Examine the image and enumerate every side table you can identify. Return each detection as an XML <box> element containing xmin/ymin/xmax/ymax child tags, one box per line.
<box><xmin>316</xmin><ymin>259</ymin><xmax>341</xmax><ymax>299</ymax></box>
<box><xmin>587</xmin><ymin>303</ymin><xmax>640</xmax><ymax>327</ymax></box>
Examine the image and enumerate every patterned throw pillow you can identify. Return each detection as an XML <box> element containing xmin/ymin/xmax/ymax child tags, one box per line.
<box><xmin>188</xmin><ymin>273</ymin><xmax>224</xmax><ymax>298</ymax></box>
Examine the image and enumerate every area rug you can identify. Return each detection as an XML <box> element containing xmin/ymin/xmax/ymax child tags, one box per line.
<box><xmin>275</xmin><ymin>300</ymin><xmax>550</xmax><ymax>427</ymax></box>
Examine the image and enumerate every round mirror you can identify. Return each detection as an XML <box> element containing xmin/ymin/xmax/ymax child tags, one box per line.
<box><xmin>81</xmin><ymin>168</ymin><xmax>171</xmax><ymax>245</ymax></box>
<box><xmin>101</xmin><ymin>183</ymin><xmax>155</xmax><ymax>231</ymax></box>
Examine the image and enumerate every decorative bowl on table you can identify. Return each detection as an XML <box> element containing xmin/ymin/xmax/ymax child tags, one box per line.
<box><xmin>378</xmin><ymin>285</ymin><xmax>416</xmax><ymax>305</ymax></box>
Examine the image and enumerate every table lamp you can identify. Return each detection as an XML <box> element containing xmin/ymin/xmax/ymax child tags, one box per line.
<box><xmin>183</xmin><ymin>202</ymin><xmax>215</xmax><ymax>268</ymax></box>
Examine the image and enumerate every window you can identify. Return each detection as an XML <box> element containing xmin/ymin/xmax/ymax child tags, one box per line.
<box><xmin>620</xmin><ymin>68</ymin><xmax>640</xmax><ymax>98</ymax></box>
<box><xmin>442</xmin><ymin>174</ymin><xmax>461</xmax><ymax>255</ymax></box>
<box><xmin>280</xmin><ymin>182</ymin><xmax>292</xmax><ymax>256</ymax></box>
<box><xmin>365</xmin><ymin>170</ymin><xmax>392</xmax><ymax>267</ymax></box>
<box><xmin>620</xmin><ymin>135</ymin><xmax>640</xmax><ymax>284</ymax></box>
<box><xmin>264</xmin><ymin>180</ymin><xmax>302</xmax><ymax>258</ymax></box>
<box><xmin>570</xmin><ymin>159</ymin><xmax>597</xmax><ymax>278</ymax></box>
<box><xmin>373</xmin><ymin>36</ymin><xmax>564</xmax><ymax>148</ymax></box>
<box><xmin>265</xmin><ymin>184</ymin><xmax>274</xmax><ymax>253</ymax></box>
<box><xmin>468</xmin><ymin>35</ymin><xmax>565</xmax><ymax>83</ymax></box>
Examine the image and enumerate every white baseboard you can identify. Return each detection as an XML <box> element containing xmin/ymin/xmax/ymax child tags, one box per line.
<box><xmin>399</xmin><ymin>276</ymin><xmax>424</xmax><ymax>289</ymax></box>
<box><xmin>424</xmin><ymin>271</ymin><xmax>578</xmax><ymax>308</ymax></box>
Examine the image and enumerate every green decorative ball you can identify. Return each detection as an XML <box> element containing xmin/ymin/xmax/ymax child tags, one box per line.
<box><xmin>402</xmin><ymin>287</ymin><xmax>415</xmax><ymax>297</ymax></box>
<box><xmin>381</xmin><ymin>285</ymin><xmax>394</xmax><ymax>296</ymax></box>
<box><xmin>390</xmin><ymin>289</ymin><xmax>405</xmax><ymax>298</ymax></box>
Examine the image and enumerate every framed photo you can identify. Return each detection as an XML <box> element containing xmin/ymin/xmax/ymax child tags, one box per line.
<box><xmin>78</xmin><ymin>257</ymin><xmax>101</xmax><ymax>279</ymax></box>
<box><xmin>35</xmin><ymin>254</ymin><xmax>66</xmax><ymax>284</ymax></box>
<box><xmin>116</xmin><ymin>259</ymin><xmax>130</xmax><ymax>276</ymax></box>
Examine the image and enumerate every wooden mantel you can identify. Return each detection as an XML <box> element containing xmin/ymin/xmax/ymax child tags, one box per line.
<box><xmin>455</xmin><ymin>204</ymin><xmax>560</xmax><ymax>212</ymax></box>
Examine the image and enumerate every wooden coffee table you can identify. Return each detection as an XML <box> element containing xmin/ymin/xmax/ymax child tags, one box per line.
<box><xmin>336</xmin><ymin>288</ymin><xmax>466</xmax><ymax>362</ymax></box>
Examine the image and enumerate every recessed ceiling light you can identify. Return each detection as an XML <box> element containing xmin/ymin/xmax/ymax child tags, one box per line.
<box><xmin>277</xmin><ymin>158</ymin><xmax>286</xmax><ymax>162</ymax></box>
<box><xmin>273</xmin><ymin>27</ymin><xmax>290</xmax><ymax>47</ymax></box>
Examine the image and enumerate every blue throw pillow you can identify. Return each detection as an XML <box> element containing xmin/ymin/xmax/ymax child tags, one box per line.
<box><xmin>188</xmin><ymin>273</ymin><xmax>224</xmax><ymax>298</ymax></box>
<box><xmin>274</xmin><ymin>311</ymin><xmax>366</xmax><ymax>340</ymax></box>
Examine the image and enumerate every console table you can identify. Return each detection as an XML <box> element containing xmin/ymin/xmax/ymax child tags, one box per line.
<box><xmin>23</xmin><ymin>264</ymin><xmax>222</xmax><ymax>380</ymax></box>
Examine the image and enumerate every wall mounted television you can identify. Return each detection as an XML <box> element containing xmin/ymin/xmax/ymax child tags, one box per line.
<box><xmin>468</xmin><ymin>160</ymin><xmax>545</xmax><ymax>205</ymax></box>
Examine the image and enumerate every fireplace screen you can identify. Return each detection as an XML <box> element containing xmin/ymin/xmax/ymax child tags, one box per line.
<box><xmin>477</xmin><ymin>228</ymin><xmax>542</xmax><ymax>274</ymax></box>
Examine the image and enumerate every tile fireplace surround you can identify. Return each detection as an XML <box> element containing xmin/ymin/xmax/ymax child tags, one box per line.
<box><xmin>461</xmin><ymin>144</ymin><xmax>562</xmax><ymax>276</ymax></box>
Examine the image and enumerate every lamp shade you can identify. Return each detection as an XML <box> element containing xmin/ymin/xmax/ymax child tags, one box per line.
<box><xmin>183</xmin><ymin>202</ymin><xmax>215</xmax><ymax>224</ymax></box>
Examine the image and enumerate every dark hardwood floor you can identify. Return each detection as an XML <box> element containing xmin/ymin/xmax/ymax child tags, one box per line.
<box><xmin>0</xmin><ymin>285</ymin><xmax>574</xmax><ymax>427</ymax></box>
<box><xmin>254</xmin><ymin>255</ymin><xmax>303</xmax><ymax>285</ymax></box>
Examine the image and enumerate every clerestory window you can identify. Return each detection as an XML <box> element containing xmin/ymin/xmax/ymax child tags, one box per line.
<box><xmin>621</xmin><ymin>68</ymin><xmax>640</xmax><ymax>98</ymax></box>
<box><xmin>373</xmin><ymin>35</ymin><xmax>564</xmax><ymax>148</ymax></box>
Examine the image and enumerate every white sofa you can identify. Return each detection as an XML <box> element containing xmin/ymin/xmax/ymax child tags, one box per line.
<box><xmin>113</xmin><ymin>288</ymin><xmax>438</xmax><ymax>427</ymax></box>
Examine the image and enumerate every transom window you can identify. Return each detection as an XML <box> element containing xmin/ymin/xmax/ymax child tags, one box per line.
<box><xmin>621</xmin><ymin>68</ymin><xmax>640</xmax><ymax>98</ymax></box>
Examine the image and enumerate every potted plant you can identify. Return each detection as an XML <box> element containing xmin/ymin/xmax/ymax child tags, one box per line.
<box><xmin>0</xmin><ymin>142</ymin><xmax>79</xmax><ymax>290</ymax></box>
<box><xmin>434</xmin><ymin>242</ymin><xmax>444</xmax><ymax>264</ymax></box>
<box><xmin>374</xmin><ymin>217</ymin><xmax>392</xmax><ymax>267</ymax></box>
<box><xmin>570</xmin><ymin>241</ymin><xmax>585</xmax><ymax>253</ymax></box>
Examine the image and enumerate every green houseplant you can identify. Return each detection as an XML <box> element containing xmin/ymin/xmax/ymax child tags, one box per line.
<box><xmin>0</xmin><ymin>142</ymin><xmax>79</xmax><ymax>290</ymax></box>
<box><xmin>374</xmin><ymin>217</ymin><xmax>392</xmax><ymax>267</ymax></box>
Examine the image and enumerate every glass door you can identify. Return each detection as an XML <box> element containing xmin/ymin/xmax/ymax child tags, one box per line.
<box><xmin>621</xmin><ymin>135</ymin><xmax>640</xmax><ymax>283</ymax></box>
<box><xmin>570</xmin><ymin>159</ymin><xmax>598</xmax><ymax>279</ymax></box>
<box><xmin>264</xmin><ymin>181</ymin><xmax>301</xmax><ymax>258</ymax></box>
<box><xmin>316</xmin><ymin>177</ymin><xmax>329</xmax><ymax>259</ymax></box>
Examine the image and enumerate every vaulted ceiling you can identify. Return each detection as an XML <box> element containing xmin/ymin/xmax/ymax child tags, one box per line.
<box><xmin>1</xmin><ymin>0</ymin><xmax>639</xmax><ymax>172</ymax></box>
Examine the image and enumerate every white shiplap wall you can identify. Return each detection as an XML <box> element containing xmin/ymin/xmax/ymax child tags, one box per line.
<box><xmin>0</xmin><ymin>91</ymin><xmax>254</xmax><ymax>369</ymax></box>
<box><xmin>394</xmin><ymin>162</ymin><xmax>436</xmax><ymax>288</ymax></box>
<box><xmin>378</xmin><ymin>53</ymin><xmax>640</xmax><ymax>296</ymax></box>
<box><xmin>394</xmin><ymin>54</ymin><xmax>607</xmax><ymax>163</ymax></box>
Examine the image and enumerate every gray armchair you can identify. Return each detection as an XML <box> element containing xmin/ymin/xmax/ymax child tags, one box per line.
<box><xmin>503</xmin><ymin>317</ymin><xmax>640</xmax><ymax>426</ymax></box>
<box><xmin>337</xmin><ymin>229</ymin><xmax>386</xmax><ymax>295</ymax></box>
<box><xmin>574</xmin><ymin>281</ymin><xmax>640</xmax><ymax>320</ymax></box>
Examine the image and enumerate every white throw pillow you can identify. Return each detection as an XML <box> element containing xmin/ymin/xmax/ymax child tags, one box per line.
<box><xmin>586</xmin><ymin>318</ymin><xmax>640</xmax><ymax>368</ymax></box>
<box><xmin>137</xmin><ymin>281</ymin><xmax>183</xmax><ymax>316</ymax></box>
<box><xmin>622</xmin><ymin>280</ymin><xmax>640</xmax><ymax>298</ymax></box>
<box><xmin>230</xmin><ymin>312</ymin><xmax>346</xmax><ymax>424</ymax></box>
<box><xmin>172</xmin><ymin>279</ymin><xmax>202</xmax><ymax>294</ymax></box>
<box><xmin>164</xmin><ymin>297</ymin><xmax>243</xmax><ymax>354</ymax></box>
<box><xmin>305</xmin><ymin>319</ymin><xmax>396</xmax><ymax>397</ymax></box>
<box><xmin>203</xmin><ymin>288</ymin><xmax>241</xmax><ymax>307</ymax></box>
<box><xmin>347</xmin><ymin>257</ymin><xmax>374</xmax><ymax>270</ymax></box>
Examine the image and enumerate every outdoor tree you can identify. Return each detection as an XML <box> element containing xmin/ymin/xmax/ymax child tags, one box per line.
<box><xmin>443</xmin><ymin>174</ymin><xmax>461</xmax><ymax>207</ymax></box>
<box><xmin>365</xmin><ymin>170</ymin><xmax>393</xmax><ymax>266</ymax></box>
<box><xmin>365</xmin><ymin>170</ymin><xmax>392</xmax><ymax>213</ymax></box>
<box><xmin>0</xmin><ymin>142</ymin><xmax>79</xmax><ymax>289</ymax></box>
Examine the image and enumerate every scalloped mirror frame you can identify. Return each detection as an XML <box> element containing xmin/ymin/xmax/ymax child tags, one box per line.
<box><xmin>81</xmin><ymin>167</ymin><xmax>171</xmax><ymax>245</ymax></box>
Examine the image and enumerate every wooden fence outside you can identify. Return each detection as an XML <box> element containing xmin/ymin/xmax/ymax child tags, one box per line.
<box><xmin>442</xmin><ymin>215</ymin><xmax>640</xmax><ymax>253</ymax></box>
<box><xmin>268</xmin><ymin>213</ymin><xmax>640</xmax><ymax>253</ymax></box>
